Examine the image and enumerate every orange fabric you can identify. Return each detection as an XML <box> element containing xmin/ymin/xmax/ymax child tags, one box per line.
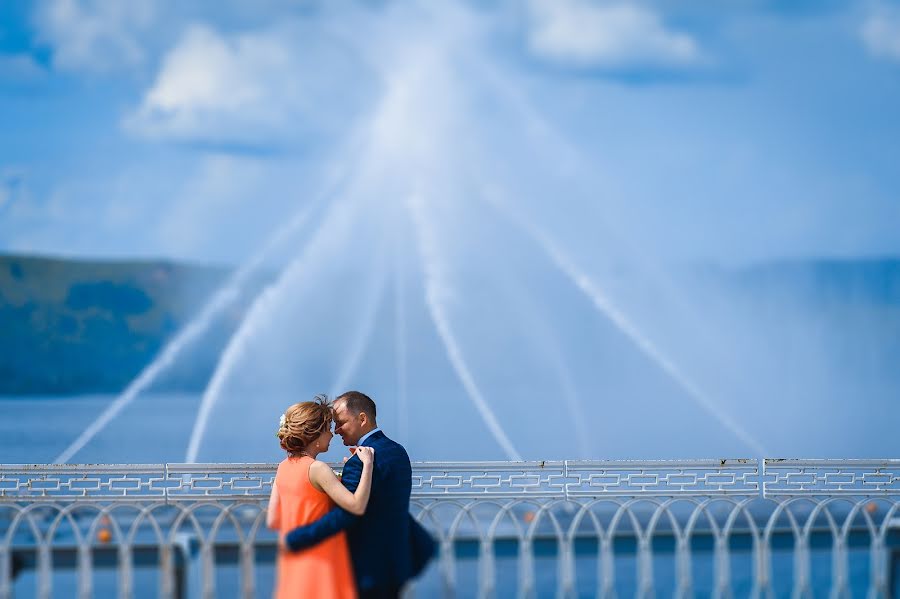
<box><xmin>272</xmin><ymin>456</ymin><xmax>357</xmax><ymax>599</ymax></box>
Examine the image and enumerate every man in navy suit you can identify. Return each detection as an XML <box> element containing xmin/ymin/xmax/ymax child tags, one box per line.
<box><xmin>284</xmin><ymin>391</ymin><xmax>433</xmax><ymax>599</ymax></box>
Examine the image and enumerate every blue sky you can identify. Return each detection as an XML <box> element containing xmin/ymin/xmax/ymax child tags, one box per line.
<box><xmin>3</xmin><ymin>1</ymin><xmax>900</xmax><ymax>461</ymax></box>
<box><xmin>0</xmin><ymin>0</ymin><xmax>899</xmax><ymax>266</ymax></box>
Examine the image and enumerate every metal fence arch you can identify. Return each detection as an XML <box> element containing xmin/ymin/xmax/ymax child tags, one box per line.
<box><xmin>5</xmin><ymin>460</ymin><xmax>900</xmax><ymax>597</ymax></box>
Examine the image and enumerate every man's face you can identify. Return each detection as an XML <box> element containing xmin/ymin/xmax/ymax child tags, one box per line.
<box><xmin>333</xmin><ymin>401</ymin><xmax>364</xmax><ymax>446</ymax></box>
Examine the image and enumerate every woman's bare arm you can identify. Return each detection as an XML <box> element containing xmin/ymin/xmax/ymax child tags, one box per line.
<box><xmin>309</xmin><ymin>447</ymin><xmax>375</xmax><ymax>516</ymax></box>
<box><xmin>266</xmin><ymin>481</ymin><xmax>281</xmax><ymax>529</ymax></box>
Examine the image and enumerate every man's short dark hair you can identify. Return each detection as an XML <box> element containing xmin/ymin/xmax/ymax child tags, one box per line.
<box><xmin>336</xmin><ymin>390</ymin><xmax>376</xmax><ymax>422</ymax></box>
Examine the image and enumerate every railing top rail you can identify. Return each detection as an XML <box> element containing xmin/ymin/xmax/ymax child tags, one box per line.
<box><xmin>0</xmin><ymin>459</ymin><xmax>757</xmax><ymax>470</ymax></box>
<box><xmin>0</xmin><ymin>459</ymin><xmax>760</xmax><ymax>501</ymax></box>
<box><xmin>765</xmin><ymin>458</ymin><xmax>900</xmax><ymax>467</ymax></box>
<box><xmin>5</xmin><ymin>459</ymin><xmax>900</xmax><ymax>501</ymax></box>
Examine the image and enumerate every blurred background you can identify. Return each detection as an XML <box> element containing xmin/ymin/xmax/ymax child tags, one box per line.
<box><xmin>1</xmin><ymin>0</ymin><xmax>899</xmax><ymax>464</ymax></box>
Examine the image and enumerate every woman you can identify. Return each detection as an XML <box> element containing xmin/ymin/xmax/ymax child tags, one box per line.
<box><xmin>267</xmin><ymin>395</ymin><xmax>374</xmax><ymax>599</ymax></box>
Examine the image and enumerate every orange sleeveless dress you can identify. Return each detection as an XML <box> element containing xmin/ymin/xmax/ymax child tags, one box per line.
<box><xmin>271</xmin><ymin>456</ymin><xmax>357</xmax><ymax>599</ymax></box>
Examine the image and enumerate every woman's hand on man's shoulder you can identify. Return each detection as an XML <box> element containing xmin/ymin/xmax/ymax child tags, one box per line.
<box><xmin>355</xmin><ymin>445</ymin><xmax>375</xmax><ymax>465</ymax></box>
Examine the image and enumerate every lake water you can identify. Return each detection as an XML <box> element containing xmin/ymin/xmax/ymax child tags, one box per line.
<box><xmin>0</xmin><ymin>394</ymin><xmax>206</xmax><ymax>464</ymax></box>
<box><xmin>0</xmin><ymin>392</ymin><xmax>435</xmax><ymax>465</ymax></box>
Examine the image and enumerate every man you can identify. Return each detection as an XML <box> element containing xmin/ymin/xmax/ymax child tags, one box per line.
<box><xmin>284</xmin><ymin>391</ymin><xmax>434</xmax><ymax>599</ymax></box>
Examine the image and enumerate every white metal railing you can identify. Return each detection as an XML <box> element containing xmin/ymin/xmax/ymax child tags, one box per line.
<box><xmin>3</xmin><ymin>460</ymin><xmax>900</xmax><ymax>597</ymax></box>
<box><xmin>0</xmin><ymin>460</ymin><xmax>762</xmax><ymax>501</ymax></box>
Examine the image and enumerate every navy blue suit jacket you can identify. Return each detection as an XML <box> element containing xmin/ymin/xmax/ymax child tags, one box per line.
<box><xmin>285</xmin><ymin>431</ymin><xmax>431</xmax><ymax>591</ymax></box>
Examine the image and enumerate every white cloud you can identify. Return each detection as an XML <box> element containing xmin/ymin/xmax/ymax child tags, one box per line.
<box><xmin>128</xmin><ymin>26</ymin><xmax>288</xmax><ymax>140</ymax></box>
<box><xmin>862</xmin><ymin>8</ymin><xmax>900</xmax><ymax>62</ymax></box>
<box><xmin>125</xmin><ymin>23</ymin><xmax>369</xmax><ymax>147</ymax></box>
<box><xmin>34</xmin><ymin>0</ymin><xmax>156</xmax><ymax>73</ymax></box>
<box><xmin>527</xmin><ymin>0</ymin><xmax>702</xmax><ymax>69</ymax></box>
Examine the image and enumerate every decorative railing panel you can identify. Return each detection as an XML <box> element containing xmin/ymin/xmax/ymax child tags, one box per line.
<box><xmin>0</xmin><ymin>465</ymin><xmax>169</xmax><ymax>500</ymax></box>
<box><xmin>764</xmin><ymin>459</ymin><xmax>900</xmax><ymax>496</ymax></box>
<box><xmin>161</xmin><ymin>464</ymin><xmax>277</xmax><ymax>500</ymax></box>
<box><xmin>4</xmin><ymin>460</ymin><xmax>900</xmax><ymax>598</ymax></box>
<box><xmin>1</xmin><ymin>460</ymin><xmax>758</xmax><ymax>502</ymax></box>
<box><xmin>561</xmin><ymin>459</ymin><xmax>759</xmax><ymax>496</ymax></box>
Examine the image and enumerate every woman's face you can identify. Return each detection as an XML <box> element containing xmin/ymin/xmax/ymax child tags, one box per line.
<box><xmin>317</xmin><ymin>427</ymin><xmax>333</xmax><ymax>452</ymax></box>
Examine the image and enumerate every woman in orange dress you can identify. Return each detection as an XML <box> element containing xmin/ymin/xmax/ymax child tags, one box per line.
<box><xmin>267</xmin><ymin>395</ymin><xmax>374</xmax><ymax>599</ymax></box>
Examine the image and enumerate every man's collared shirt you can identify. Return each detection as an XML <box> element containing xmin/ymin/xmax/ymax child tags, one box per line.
<box><xmin>357</xmin><ymin>428</ymin><xmax>381</xmax><ymax>446</ymax></box>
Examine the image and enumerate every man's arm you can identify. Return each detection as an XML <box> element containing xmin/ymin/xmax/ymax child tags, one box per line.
<box><xmin>284</xmin><ymin>457</ymin><xmax>363</xmax><ymax>552</ymax></box>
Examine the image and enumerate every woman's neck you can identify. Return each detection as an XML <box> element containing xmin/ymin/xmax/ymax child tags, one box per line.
<box><xmin>292</xmin><ymin>446</ymin><xmax>318</xmax><ymax>459</ymax></box>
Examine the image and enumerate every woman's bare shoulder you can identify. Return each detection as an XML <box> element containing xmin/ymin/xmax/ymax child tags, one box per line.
<box><xmin>308</xmin><ymin>459</ymin><xmax>334</xmax><ymax>478</ymax></box>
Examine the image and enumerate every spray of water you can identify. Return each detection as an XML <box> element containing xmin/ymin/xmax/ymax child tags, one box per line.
<box><xmin>54</xmin><ymin>286</ymin><xmax>240</xmax><ymax>463</ymax></box>
<box><xmin>499</xmin><ymin>274</ymin><xmax>592</xmax><ymax>456</ymax></box>
<box><xmin>458</xmin><ymin>48</ymin><xmax>769</xmax><ymax>456</ymax></box>
<box><xmin>52</xmin><ymin>201</ymin><xmax>329</xmax><ymax>464</ymax></box>
<box><xmin>185</xmin><ymin>193</ymin><xmax>364</xmax><ymax>462</ymax></box>
<box><xmin>485</xmin><ymin>192</ymin><xmax>768</xmax><ymax>456</ymax></box>
<box><xmin>328</xmin><ymin>241</ymin><xmax>389</xmax><ymax>399</ymax></box>
<box><xmin>65</xmin><ymin>6</ymin><xmax>779</xmax><ymax>463</ymax></box>
<box><xmin>393</xmin><ymin>227</ymin><xmax>409</xmax><ymax>443</ymax></box>
<box><xmin>407</xmin><ymin>192</ymin><xmax>523</xmax><ymax>461</ymax></box>
<box><xmin>51</xmin><ymin>134</ymin><xmax>369</xmax><ymax>464</ymax></box>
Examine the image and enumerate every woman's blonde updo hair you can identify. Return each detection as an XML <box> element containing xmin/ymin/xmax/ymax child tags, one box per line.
<box><xmin>277</xmin><ymin>394</ymin><xmax>333</xmax><ymax>455</ymax></box>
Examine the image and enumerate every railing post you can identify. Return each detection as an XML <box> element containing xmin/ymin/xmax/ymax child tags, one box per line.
<box><xmin>557</xmin><ymin>534</ymin><xmax>575</xmax><ymax>599</ymax></box>
<box><xmin>439</xmin><ymin>538</ymin><xmax>455</xmax><ymax>599</ymax></box>
<box><xmin>37</xmin><ymin>536</ymin><xmax>51</xmax><ymax>599</ymax></box>
<box><xmin>636</xmin><ymin>536</ymin><xmax>653</xmax><ymax>599</ymax></box>
<box><xmin>598</xmin><ymin>534</ymin><xmax>615</xmax><ymax>598</ymax></box>
<box><xmin>240</xmin><ymin>540</ymin><xmax>255</xmax><ymax>599</ymax></box>
<box><xmin>518</xmin><ymin>536</ymin><xmax>534</xmax><ymax>599</ymax></box>
<box><xmin>76</xmin><ymin>542</ymin><xmax>92</xmax><ymax>599</ymax></box>
<box><xmin>756</xmin><ymin>535</ymin><xmax>772</xmax><ymax>598</ymax></box>
<box><xmin>830</xmin><ymin>535</ymin><xmax>848</xmax><ymax>599</ymax></box>
<box><xmin>713</xmin><ymin>536</ymin><xmax>731</xmax><ymax>599</ymax></box>
<box><xmin>200</xmin><ymin>540</ymin><xmax>215</xmax><ymax>599</ymax></box>
<box><xmin>870</xmin><ymin>535</ymin><xmax>888</xmax><ymax>599</ymax></box>
<box><xmin>169</xmin><ymin>533</ymin><xmax>192</xmax><ymax>599</ymax></box>
<box><xmin>674</xmin><ymin>537</ymin><xmax>692</xmax><ymax>599</ymax></box>
<box><xmin>159</xmin><ymin>541</ymin><xmax>175</xmax><ymax>599</ymax></box>
<box><xmin>478</xmin><ymin>537</ymin><xmax>495</xmax><ymax>599</ymax></box>
<box><xmin>0</xmin><ymin>548</ymin><xmax>10</xmax><ymax>599</ymax></box>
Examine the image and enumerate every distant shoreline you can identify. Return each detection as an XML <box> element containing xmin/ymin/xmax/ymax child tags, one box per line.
<box><xmin>1</xmin><ymin>253</ymin><xmax>899</xmax><ymax>395</ymax></box>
